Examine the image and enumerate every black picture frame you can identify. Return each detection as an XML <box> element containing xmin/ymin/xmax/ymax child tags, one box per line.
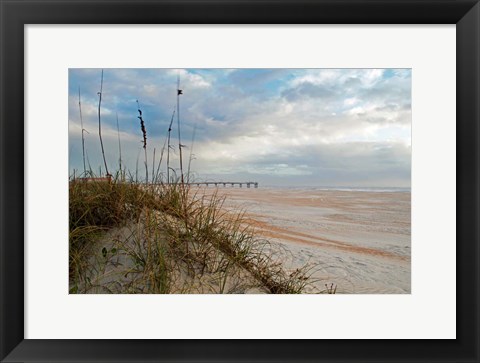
<box><xmin>1</xmin><ymin>0</ymin><xmax>478</xmax><ymax>362</ymax></box>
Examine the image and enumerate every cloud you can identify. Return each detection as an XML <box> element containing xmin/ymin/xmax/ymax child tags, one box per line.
<box><xmin>69</xmin><ymin>68</ymin><xmax>411</xmax><ymax>186</ymax></box>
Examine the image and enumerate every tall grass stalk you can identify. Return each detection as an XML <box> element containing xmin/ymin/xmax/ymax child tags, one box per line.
<box><xmin>177</xmin><ymin>75</ymin><xmax>185</xmax><ymax>184</ymax></box>
<box><xmin>187</xmin><ymin>124</ymin><xmax>196</xmax><ymax>183</ymax></box>
<box><xmin>166</xmin><ymin>108</ymin><xmax>175</xmax><ymax>184</ymax></box>
<box><xmin>97</xmin><ymin>69</ymin><xmax>110</xmax><ymax>177</ymax></box>
<box><xmin>152</xmin><ymin>148</ymin><xmax>156</xmax><ymax>183</ymax></box>
<box><xmin>154</xmin><ymin>107</ymin><xmax>175</xmax><ymax>184</ymax></box>
<box><xmin>78</xmin><ymin>87</ymin><xmax>87</xmax><ymax>176</ymax></box>
<box><xmin>135</xmin><ymin>149</ymin><xmax>140</xmax><ymax>184</ymax></box>
<box><xmin>116</xmin><ymin>112</ymin><xmax>122</xmax><ymax>174</ymax></box>
<box><xmin>154</xmin><ymin>136</ymin><xmax>167</xmax><ymax>184</ymax></box>
<box><xmin>136</xmin><ymin>100</ymin><xmax>148</xmax><ymax>184</ymax></box>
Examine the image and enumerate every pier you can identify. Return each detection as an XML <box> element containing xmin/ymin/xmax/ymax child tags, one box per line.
<box><xmin>190</xmin><ymin>181</ymin><xmax>258</xmax><ymax>188</ymax></box>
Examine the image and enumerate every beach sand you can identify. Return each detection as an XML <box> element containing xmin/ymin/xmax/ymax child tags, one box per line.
<box><xmin>199</xmin><ymin>186</ymin><xmax>411</xmax><ymax>294</ymax></box>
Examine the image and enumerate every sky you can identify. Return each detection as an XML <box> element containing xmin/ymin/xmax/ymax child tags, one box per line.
<box><xmin>68</xmin><ymin>68</ymin><xmax>411</xmax><ymax>187</ymax></box>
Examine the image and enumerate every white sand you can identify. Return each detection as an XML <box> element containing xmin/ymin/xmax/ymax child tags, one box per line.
<box><xmin>200</xmin><ymin>186</ymin><xmax>411</xmax><ymax>294</ymax></box>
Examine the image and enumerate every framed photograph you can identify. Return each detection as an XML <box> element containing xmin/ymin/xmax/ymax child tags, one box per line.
<box><xmin>66</xmin><ymin>66</ymin><xmax>413</xmax><ymax>296</ymax></box>
<box><xmin>1</xmin><ymin>0</ymin><xmax>478</xmax><ymax>362</ymax></box>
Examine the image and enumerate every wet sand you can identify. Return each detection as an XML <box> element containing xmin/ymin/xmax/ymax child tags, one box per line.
<box><xmin>200</xmin><ymin>186</ymin><xmax>411</xmax><ymax>294</ymax></box>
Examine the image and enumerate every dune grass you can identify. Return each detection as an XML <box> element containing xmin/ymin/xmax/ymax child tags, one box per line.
<box><xmin>69</xmin><ymin>173</ymin><xmax>322</xmax><ymax>294</ymax></box>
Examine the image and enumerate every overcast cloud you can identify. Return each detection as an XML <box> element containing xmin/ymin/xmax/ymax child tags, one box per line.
<box><xmin>68</xmin><ymin>68</ymin><xmax>411</xmax><ymax>187</ymax></box>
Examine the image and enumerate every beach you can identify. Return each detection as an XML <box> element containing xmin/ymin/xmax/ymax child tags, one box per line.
<box><xmin>200</xmin><ymin>186</ymin><xmax>411</xmax><ymax>294</ymax></box>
